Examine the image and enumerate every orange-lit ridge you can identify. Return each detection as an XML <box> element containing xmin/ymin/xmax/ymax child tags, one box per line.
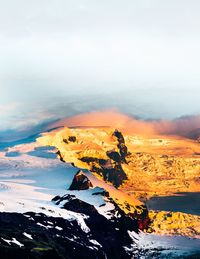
<box><xmin>38</xmin><ymin>111</ymin><xmax>200</xmax><ymax>238</ymax></box>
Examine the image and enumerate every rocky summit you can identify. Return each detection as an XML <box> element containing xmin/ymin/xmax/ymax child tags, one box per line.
<box><xmin>68</xmin><ymin>170</ymin><xmax>93</xmax><ymax>190</ymax></box>
<box><xmin>37</xmin><ymin>126</ymin><xmax>200</xmax><ymax>239</ymax></box>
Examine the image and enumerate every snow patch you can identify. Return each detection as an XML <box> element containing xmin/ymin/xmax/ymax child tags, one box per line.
<box><xmin>23</xmin><ymin>232</ymin><xmax>33</xmax><ymax>240</ymax></box>
<box><xmin>1</xmin><ymin>237</ymin><xmax>24</xmax><ymax>247</ymax></box>
<box><xmin>89</xmin><ymin>239</ymin><xmax>102</xmax><ymax>247</ymax></box>
<box><xmin>55</xmin><ymin>226</ymin><xmax>63</xmax><ymax>231</ymax></box>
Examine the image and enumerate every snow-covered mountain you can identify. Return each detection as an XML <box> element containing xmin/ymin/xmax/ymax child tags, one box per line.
<box><xmin>0</xmin><ymin>129</ymin><xmax>199</xmax><ymax>258</ymax></box>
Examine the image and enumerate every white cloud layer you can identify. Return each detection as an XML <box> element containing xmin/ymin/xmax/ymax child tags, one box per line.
<box><xmin>0</xmin><ymin>0</ymin><xmax>200</xmax><ymax>128</ymax></box>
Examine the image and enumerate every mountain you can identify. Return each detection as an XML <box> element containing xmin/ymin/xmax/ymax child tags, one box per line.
<box><xmin>0</xmin><ymin>125</ymin><xmax>200</xmax><ymax>258</ymax></box>
<box><xmin>37</xmin><ymin>127</ymin><xmax>200</xmax><ymax>197</ymax></box>
<box><xmin>37</xmin><ymin>126</ymin><xmax>200</xmax><ymax>240</ymax></box>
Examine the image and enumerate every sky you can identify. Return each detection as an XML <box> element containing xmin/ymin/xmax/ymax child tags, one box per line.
<box><xmin>0</xmin><ymin>0</ymin><xmax>200</xmax><ymax>133</ymax></box>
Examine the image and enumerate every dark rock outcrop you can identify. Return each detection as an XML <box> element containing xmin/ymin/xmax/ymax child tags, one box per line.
<box><xmin>0</xmin><ymin>192</ymin><xmax>151</xmax><ymax>259</ymax></box>
<box><xmin>0</xmin><ymin>212</ymin><xmax>106</xmax><ymax>259</ymax></box>
<box><xmin>79</xmin><ymin>156</ymin><xmax>127</xmax><ymax>188</ymax></box>
<box><xmin>113</xmin><ymin>129</ymin><xmax>129</xmax><ymax>162</ymax></box>
<box><xmin>56</xmin><ymin>150</ymin><xmax>65</xmax><ymax>162</ymax></box>
<box><xmin>92</xmin><ymin>190</ymin><xmax>109</xmax><ymax>197</ymax></box>
<box><xmin>77</xmin><ymin>130</ymin><xmax>129</xmax><ymax>188</ymax></box>
<box><xmin>52</xmin><ymin>193</ymin><xmax>139</xmax><ymax>258</ymax></box>
<box><xmin>63</xmin><ymin>136</ymin><xmax>76</xmax><ymax>144</ymax></box>
<box><xmin>52</xmin><ymin>194</ymin><xmax>76</xmax><ymax>204</ymax></box>
<box><xmin>106</xmin><ymin>150</ymin><xmax>121</xmax><ymax>162</ymax></box>
<box><xmin>92</xmin><ymin>189</ymin><xmax>150</xmax><ymax>231</ymax></box>
<box><xmin>68</xmin><ymin>170</ymin><xmax>93</xmax><ymax>190</ymax></box>
<box><xmin>101</xmin><ymin>163</ymin><xmax>127</xmax><ymax>188</ymax></box>
<box><xmin>68</xmin><ymin>136</ymin><xmax>76</xmax><ymax>142</ymax></box>
<box><xmin>0</xmin><ymin>210</ymin><xmax>197</xmax><ymax>259</ymax></box>
<box><xmin>54</xmin><ymin>190</ymin><xmax>150</xmax><ymax>233</ymax></box>
<box><xmin>113</xmin><ymin>129</ymin><xmax>125</xmax><ymax>143</ymax></box>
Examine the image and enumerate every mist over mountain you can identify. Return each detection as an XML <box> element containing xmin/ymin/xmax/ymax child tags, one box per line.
<box><xmin>1</xmin><ymin>0</ymin><xmax>200</xmax><ymax>136</ymax></box>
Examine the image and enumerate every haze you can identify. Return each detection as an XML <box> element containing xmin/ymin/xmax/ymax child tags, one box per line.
<box><xmin>0</xmin><ymin>0</ymin><xmax>200</xmax><ymax>131</ymax></box>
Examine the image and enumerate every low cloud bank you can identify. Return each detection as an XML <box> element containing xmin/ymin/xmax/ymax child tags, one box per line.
<box><xmin>50</xmin><ymin>110</ymin><xmax>200</xmax><ymax>139</ymax></box>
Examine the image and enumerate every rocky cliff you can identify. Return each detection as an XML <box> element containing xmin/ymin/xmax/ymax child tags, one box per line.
<box><xmin>37</xmin><ymin>127</ymin><xmax>200</xmax><ymax>239</ymax></box>
<box><xmin>37</xmin><ymin>127</ymin><xmax>200</xmax><ymax>197</ymax></box>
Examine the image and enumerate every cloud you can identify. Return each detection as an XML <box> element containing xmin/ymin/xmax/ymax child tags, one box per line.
<box><xmin>50</xmin><ymin>109</ymin><xmax>154</xmax><ymax>135</ymax></box>
<box><xmin>156</xmin><ymin>115</ymin><xmax>200</xmax><ymax>138</ymax></box>
<box><xmin>0</xmin><ymin>102</ymin><xmax>19</xmax><ymax>115</ymax></box>
<box><xmin>50</xmin><ymin>109</ymin><xmax>200</xmax><ymax>139</ymax></box>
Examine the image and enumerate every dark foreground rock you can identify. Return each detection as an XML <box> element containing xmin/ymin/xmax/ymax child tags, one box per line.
<box><xmin>0</xmin><ymin>212</ymin><xmax>105</xmax><ymax>259</ymax></box>
<box><xmin>0</xmin><ymin>208</ymin><xmax>198</xmax><ymax>259</ymax></box>
<box><xmin>0</xmin><ymin>208</ymin><xmax>141</xmax><ymax>259</ymax></box>
<box><xmin>68</xmin><ymin>170</ymin><xmax>93</xmax><ymax>190</ymax></box>
<box><xmin>52</xmin><ymin>188</ymin><xmax>152</xmax><ymax>257</ymax></box>
<box><xmin>52</xmin><ymin>193</ymin><xmax>140</xmax><ymax>258</ymax></box>
<box><xmin>113</xmin><ymin>129</ymin><xmax>129</xmax><ymax>162</ymax></box>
